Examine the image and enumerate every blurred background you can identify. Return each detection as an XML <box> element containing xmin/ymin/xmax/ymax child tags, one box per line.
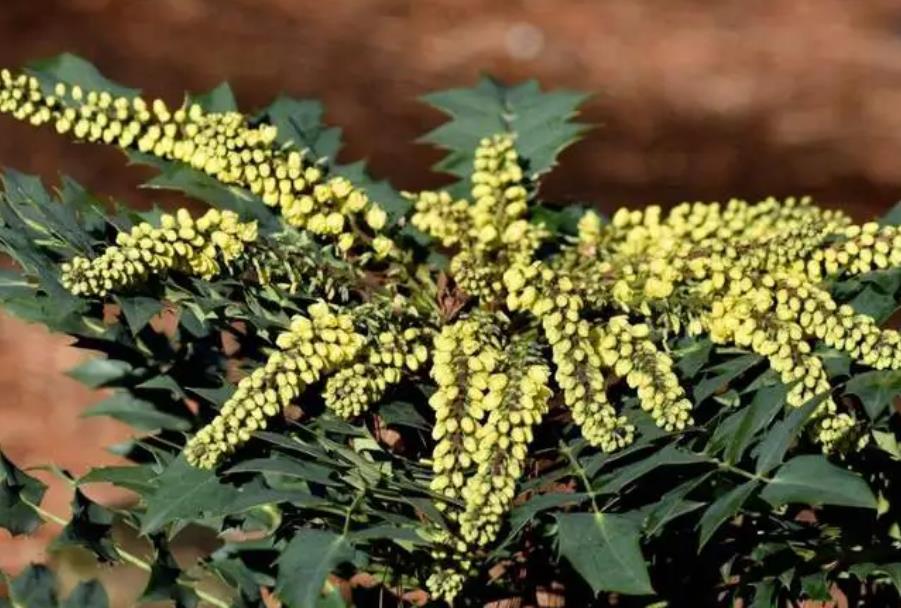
<box><xmin>2</xmin><ymin>0</ymin><xmax>901</xmax><ymax>600</ymax></box>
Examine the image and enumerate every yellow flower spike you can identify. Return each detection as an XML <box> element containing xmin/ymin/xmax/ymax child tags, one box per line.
<box><xmin>60</xmin><ymin>209</ymin><xmax>257</xmax><ymax>297</ymax></box>
<box><xmin>324</xmin><ymin>324</ymin><xmax>431</xmax><ymax>418</ymax></box>
<box><xmin>185</xmin><ymin>301</ymin><xmax>364</xmax><ymax>468</ymax></box>
<box><xmin>0</xmin><ymin>69</ymin><xmax>386</xmax><ymax>241</ymax></box>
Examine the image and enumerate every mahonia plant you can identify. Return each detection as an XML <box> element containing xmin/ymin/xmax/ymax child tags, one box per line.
<box><xmin>0</xmin><ymin>55</ymin><xmax>899</xmax><ymax>608</ymax></box>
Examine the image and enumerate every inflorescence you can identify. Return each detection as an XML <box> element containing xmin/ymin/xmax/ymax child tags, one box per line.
<box><xmin>5</xmin><ymin>68</ymin><xmax>901</xmax><ymax>604</ymax></box>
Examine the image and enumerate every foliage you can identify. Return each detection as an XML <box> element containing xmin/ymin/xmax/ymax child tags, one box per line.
<box><xmin>0</xmin><ymin>54</ymin><xmax>899</xmax><ymax>608</ymax></box>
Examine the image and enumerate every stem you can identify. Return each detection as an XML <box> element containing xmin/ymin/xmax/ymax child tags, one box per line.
<box><xmin>706</xmin><ymin>457</ymin><xmax>775</xmax><ymax>484</ymax></box>
<box><xmin>559</xmin><ymin>441</ymin><xmax>600</xmax><ymax>513</ymax></box>
<box><xmin>343</xmin><ymin>491</ymin><xmax>365</xmax><ymax>535</ymax></box>
<box><xmin>23</xmin><ymin>499</ymin><xmax>230</xmax><ymax>608</ymax></box>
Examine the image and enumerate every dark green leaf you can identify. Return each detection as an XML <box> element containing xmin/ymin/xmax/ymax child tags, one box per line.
<box><xmin>556</xmin><ymin>512</ymin><xmax>653</xmax><ymax>596</ymax></box>
<box><xmin>749</xmin><ymin>580</ymin><xmax>778</xmax><ymax>608</ymax></box>
<box><xmin>129</xmin><ymin>151</ymin><xmax>279</xmax><ymax>230</ymax></box>
<box><xmin>79</xmin><ymin>465</ymin><xmax>157</xmax><ymax>494</ymax></box>
<box><xmin>191</xmin><ymin>82</ymin><xmax>238</xmax><ymax>113</ymax></box>
<box><xmin>800</xmin><ymin>572</ymin><xmax>831</xmax><ymax>601</ymax></box>
<box><xmin>84</xmin><ymin>393</ymin><xmax>190</xmax><ymax>432</ymax></box>
<box><xmin>66</xmin><ymin>358</ymin><xmax>133</xmax><ymax>389</ymax></box>
<box><xmin>506</xmin><ymin>492</ymin><xmax>590</xmax><ymax>541</ymax></box>
<box><xmin>643</xmin><ymin>474</ymin><xmax>711</xmax><ymax>536</ymax></box>
<box><xmin>276</xmin><ymin>529</ymin><xmax>355</xmax><ymax>608</ymax></box>
<box><xmin>754</xmin><ymin>394</ymin><xmax>824</xmax><ymax>474</ymax></box>
<box><xmin>530</xmin><ymin>204</ymin><xmax>587</xmax><ymax>236</ymax></box>
<box><xmin>697</xmin><ymin>480</ymin><xmax>760</xmax><ymax>549</ymax></box>
<box><xmin>674</xmin><ymin>337</ymin><xmax>713</xmax><ymax>378</ymax></box>
<box><xmin>28</xmin><ymin>53</ymin><xmax>138</xmax><ymax>98</ymax></box>
<box><xmin>54</xmin><ymin>488</ymin><xmax>118</xmax><ymax>562</ymax></box>
<box><xmin>8</xmin><ymin>565</ymin><xmax>58</xmax><ymax>608</ymax></box>
<box><xmin>140</xmin><ymin>539</ymin><xmax>198</xmax><ymax>608</ymax></box>
<box><xmin>844</xmin><ymin>369</ymin><xmax>901</xmax><ymax>419</ymax></box>
<box><xmin>141</xmin><ymin>456</ymin><xmax>239</xmax><ymax>534</ymax></box>
<box><xmin>422</xmin><ymin>77</ymin><xmax>589</xmax><ymax>180</ymax></box>
<box><xmin>881</xmin><ymin>201</ymin><xmax>901</xmax><ymax>226</ymax></box>
<box><xmin>116</xmin><ymin>295</ymin><xmax>163</xmax><ymax>333</ymax></box>
<box><xmin>262</xmin><ymin>96</ymin><xmax>342</xmax><ymax>160</ymax></box>
<box><xmin>0</xmin><ymin>450</ymin><xmax>47</xmax><ymax>536</ymax></box>
<box><xmin>226</xmin><ymin>456</ymin><xmax>341</xmax><ymax>487</ymax></box>
<box><xmin>693</xmin><ymin>354</ymin><xmax>763</xmax><ymax>404</ymax></box>
<box><xmin>378</xmin><ymin>401</ymin><xmax>429</xmax><ymax>430</ymax></box>
<box><xmin>760</xmin><ymin>455</ymin><xmax>877</xmax><ymax>509</ymax></box>
<box><xmin>595</xmin><ymin>445</ymin><xmax>707</xmax><ymax>494</ymax></box>
<box><xmin>710</xmin><ymin>384</ymin><xmax>787</xmax><ymax>464</ymax></box>
<box><xmin>848</xmin><ymin>285</ymin><xmax>898</xmax><ymax>323</ymax></box>
<box><xmin>62</xmin><ymin>580</ymin><xmax>109</xmax><ymax>608</ymax></box>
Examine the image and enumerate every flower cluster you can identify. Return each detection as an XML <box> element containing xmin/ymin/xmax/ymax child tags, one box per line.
<box><xmin>60</xmin><ymin>208</ymin><xmax>257</xmax><ymax>296</ymax></box>
<box><xmin>185</xmin><ymin>302</ymin><xmax>363</xmax><ymax>468</ymax></box>
<box><xmin>457</xmin><ymin>354</ymin><xmax>551</xmax><ymax>547</ymax></box>
<box><xmin>0</xmin><ymin>70</ymin><xmax>388</xmax><ymax>247</ymax></box>
<box><xmin>596</xmin><ymin>316</ymin><xmax>693</xmax><ymax>432</ymax></box>
<box><xmin>410</xmin><ymin>134</ymin><xmax>544</xmax><ymax>299</ymax></box>
<box><xmin>323</xmin><ymin>325</ymin><xmax>430</xmax><ymax>418</ymax></box>
<box><xmin>505</xmin><ymin>263</ymin><xmax>635</xmax><ymax>452</ymax></box>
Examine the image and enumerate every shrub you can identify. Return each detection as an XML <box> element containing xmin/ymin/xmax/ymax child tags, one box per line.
<box><xmin>0</xmin><ymin>54</ymin><xmax>899</xmax><ymax>607</ymax></box>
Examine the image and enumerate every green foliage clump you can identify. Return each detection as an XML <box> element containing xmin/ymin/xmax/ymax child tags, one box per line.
<box><xmin>0</xmin><ymin>54</ymin><xmax>899</xmax><ymax>607</ymax></box>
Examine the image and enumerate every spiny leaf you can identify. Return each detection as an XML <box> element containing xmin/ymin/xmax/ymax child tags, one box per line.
<box><xmin>0</xmin><ymin>449</ymin><xmax>47</xmax><ymax>536</ymax></box>
<box><xmin>260</xmin><ymin>96</ymin><xmax>342</xmax><ymax>160</ymax></box>
<box><xmin>141</xmin><ymin>456</ymin><xmax>239</xmax><ymax>534</ymax></box>
<box><xmin>276</xmin><ymin>529</ymin><xmax>355</xmax><ymax>608</ymax></box>
<box><xmin>140</xmin><ymin>537</ymin><xmax>198</xmax><ymax>608</ymax></box>
<box><xmin>421</xmin><ymin>76</ymin><xmax>589</xmax><ymax>180</ymax></box>
<box><xmin>191</xmin><ymin>82</ymin><xmax>238</xmax><ymax>113</ymax></box>
<box><xmin>116</xmin><ymin>295</ymin><xmax>163</xmax><ymax>334</ymax></box>
<box><xmin>27</xmin><ymin>53</ymin><xmax>139</xmax><ymax>98</ymax></box>
<box><xmin>556</xmin><ymin>512</ymin><xmax>654</xmax><ymax>596</ymax></box>
<box><xmin>54</xmin><ymin>488</ymin><xmax>118</xmax><ymax>562</ymax></box>
<box><xmin>7</xmin><ymin>565</ymin><xmax>58</xmax><ymax>608</ymax></box>
<box><xmin>844</xmin><ymin>369</ymin><xmax>901</xmax><ymax>419</ymax></box>
<box><xmin>66</xmin><ymin>357</ymin><xmax>133</xmax><ymax>389</ymax></box>
<box><xmin>760</xmin><ymin>455</ymin><xmax>877</xmax><ymax>509</ymax></box>
<box><xmin>697</xmin><ymin>480</ymin><xmax>760</xmax><ymax>550</ymax></box>
<box><xmin>84</xmin><ymin>392</ymin><xmax>191</xmax><ymax>432</ymax></box>
<box><xmin>62</xmin><ymin>580</ymin><xmax>110</xmax><ymax>608</ymax></box>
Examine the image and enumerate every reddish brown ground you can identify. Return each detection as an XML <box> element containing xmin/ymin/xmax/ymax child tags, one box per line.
<box><xmin>1</xmin><ymin>1</ymin><xmax>900</xmax><ymax>604</ymax></box>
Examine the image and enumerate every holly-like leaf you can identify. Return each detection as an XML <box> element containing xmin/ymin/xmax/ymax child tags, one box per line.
<box><xmin>697</xmin><ymin>480</ymin><xmax>760</xmax><ymax>549</ymax></box>
<box><xmin>140</xmin><ymin>538</ymin><xmax>198</xmax><ymax>608</ymax></box>
<box><xmin>66</xmin><ymin>358</ymin><xmax>133</xmax><ymax>389</ymax></box>
<box><xmin>84</xmin><ymin>392</ymin><xmax>190</xmax><ymax>432</ymax></box>
<box><xmin>116</xmin><ymin>295</ymin><xmax>163</xmax><ymax>334</ymax></box>
<box><xmin>422</xmin><ymin>76</ymin><xmax>589</xmax><ymax>180</ymax></box>
<box><xmin>62</xmin><ymin>580</ymin><xmax>109</xmax><ymax>608</ymax></box>
<box><xmin>7</xmin><ymin>564</ymin><xmax>58</xmax><ymax>608</ymax></box>
<box><xmin>0</xmin><ymin>449</ymin><xmax>47</xmax><ymax>536</ymax></box>
<box><xmin>191</xmin><ymin>82</ymin><xmax>238</xmax><ymax>113</ymax></box>
<box><xmin>131</xmin><ymin>152</ymin><xmax>280</xmax><ymax>230</ymax></box>
<box><xmin>275</xmin><ymin>529</ymin><xmax>355</xmax><ymax>608</ymax></box>
<box><xmin>760</xmin><ymin>455</ymin><xmax>877</xmax><ymax>509</ymax></box>
<box><xmin>54</xmin><ymin>488</ymin><xmax>118</xmax><ymax>562</ymax></box>
<box><xmin>754</xmin><ymin>394</ymin><xmax>824</xmax><ymax>474</ymax></box>
<box><xmin>708</xmin><ymin>384</ymin><xmax>787</xmax><ymax>464</ymax></box>
<box><xmin>261</xmin><ymin>96</ymin><xmax>342</xmax><ymax>161</ymax></box>
<box><xmin>844</xmin><ymin>369</ymin><xmax>901</xmax><ymax>419</ymax></box>
<box><xmin>141</xmin><ymin>456</ymin><xmax>239</xmax><ymax>534</ymax></box>
<box><xmin>556</xmin><ymin>512</ymin><xmax>654</xmax><ymax>596</ymax></box>
<box><xmin>79</xmin><ymin>464</ymin><xmax>158</xmax><ymax>494</ymax></box>
<box><xmin>693</xmin><ymin>353</ymin><xmax>763</xmax><ymax>404</ymax></box>
<box><xmin>27</xmin><ymin>53</ymin><xmax>138</xmax><ymax>98</ymax></box>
